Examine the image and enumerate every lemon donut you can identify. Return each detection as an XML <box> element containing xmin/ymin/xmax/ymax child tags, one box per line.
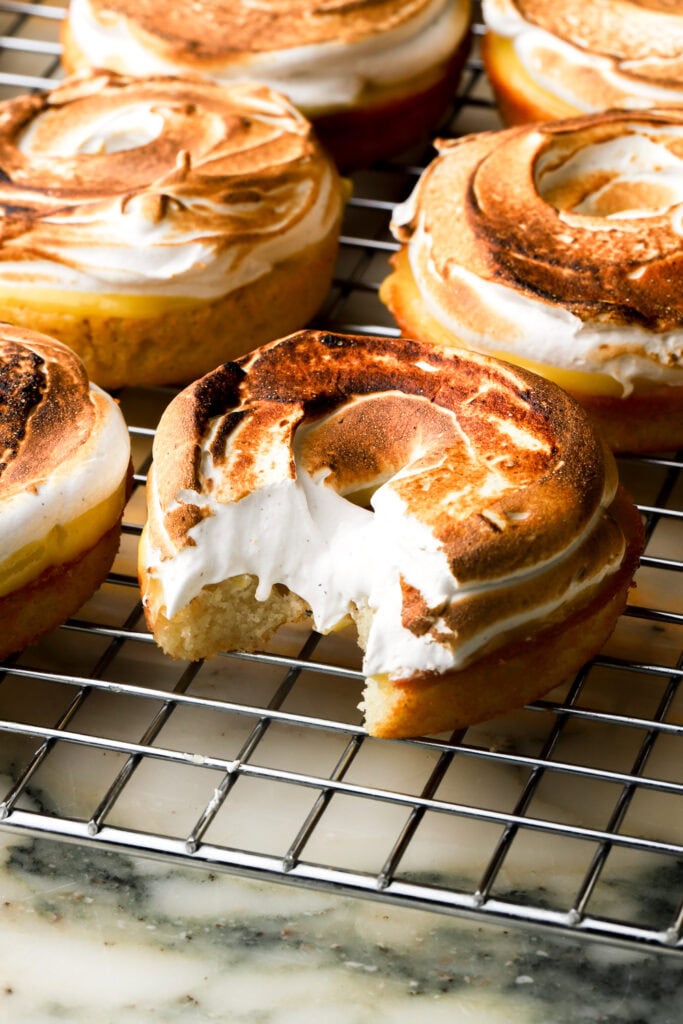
<box><xmin>61</xmin><ymin>0</ymin><xmax>472</xmax><ymax>169</ymax></box>
<box><xmin>0</xmin><ymin>71</ymin><xmax>345</xmax><ymax>389</ymax></box>
<box><xmin>138</xmin><ymin>329</ymin><xmax>643</xmax><ymax>739</ymax></box>
<box><xmin>381</xmin><ymin>109</ymin><xmax>683</xmax><ymax>453</ymax></box>
<box><xmin>0</xmin><ymin>324</ymin><xmax>131</xmax><ymax>661</ymax></box>
<box><xmin>481</xmin><ymin>0</ymin><xmax>683</xmax><ymax>126</ymax></box>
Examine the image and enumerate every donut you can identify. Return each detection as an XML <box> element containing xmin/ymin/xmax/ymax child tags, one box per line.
<box><xmin>0</xmin><ymin>70</ymin><xmax>345</xmax><ymax>390</ymax></box>
<box><xmin>0</xmin><ymin>323</ymin><xmax>131</xmax><ymax>662</ymax></box>
<box><xmin>481</xmin><ymin>0</ymin><xmax>683</xmax><ymax>126</ymax></box>
<box><xmin>380</xmin><ymin>108</ymin><xmax>683</xmax><ymax>453</ymax></box>
<box><xmin>60</xmin><ymin>0</ymin><xmax>472</xmax><ymax>170</ymax></box>
<box><xmin>138</xmin><ymin>329</ymin><xmax>643</xmax><ymax>740</ymax></box>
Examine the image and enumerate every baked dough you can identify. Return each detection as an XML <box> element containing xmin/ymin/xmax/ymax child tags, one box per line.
<box><xmin>0</xmin><ymin>324</ymin><xmax>131</xmax><ymax>661</ymax></box>
<box><xmin>381</xmin><ymin>109</ymin><xmax>683</xmax><ymax>452</ymax></box>
<box><xmin>0</xmin><ymin>71</ymin><xmax>345</xmax><ymax>389</ymax></box>
<box><xmin>139</xmin><ymin>329</ymin><xmax>643</xmax><ymax>739</ymax></box>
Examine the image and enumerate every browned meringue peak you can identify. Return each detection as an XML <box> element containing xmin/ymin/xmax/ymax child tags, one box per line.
<box><xmin>86</xmin><ymin>0</ymin><xmax>439</xmax><ymax>61</ymax></box>
<box><xmin>399</xmin><ymin>108</ymin><xmax>683</xmax><ymax>331</ymax></box>
<box><xmin>0</xmin><ymin>325</ymin><xmax>95</xmax><ymax>497</ymax></box>
<box><xmin>149</xmin><ymin>330</ymin><xmax>618</xmax><ymax>587</ymax></box>
<box><xmin>0</xmin><ymin>70</ymin><xmax>329</xmax><ymax>255</ymax></box>
<box><xmin>505</xmin><ymin>0</ymin><xmax>683</xmax><ymax>83</ymax></box>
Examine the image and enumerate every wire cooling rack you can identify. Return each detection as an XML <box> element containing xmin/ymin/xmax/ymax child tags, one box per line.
<box><xmin>0</xmin><ymin>1</ymin><xmax>681</xmax><ymax>958</ymax></box>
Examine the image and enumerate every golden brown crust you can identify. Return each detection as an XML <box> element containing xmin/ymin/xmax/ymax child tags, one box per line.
<box><xmin>571</xmin><ymin>383</ymin><xmax>683</xmax><ymax>454</ymax></box>
<box><xmin>381</xmin><ymin>248</ymin><xmax>683</xmax><ymax>453</ymax></box>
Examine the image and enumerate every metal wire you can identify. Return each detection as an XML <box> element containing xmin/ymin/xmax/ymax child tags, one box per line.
<box><xmin>0</xmin><ymin>1</ymin><xmax>681</xmax><ymax>957</ymax></box>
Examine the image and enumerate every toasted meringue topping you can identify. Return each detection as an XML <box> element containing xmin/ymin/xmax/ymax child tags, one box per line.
<box><xmin>0</xmin><ymin>323</ymin><xmax>131</xmax><ymax>569</ymax></box>
<box><xmin>483</xmin><ymin>0</ymin><xmax>683</xmax><ymax>110</ymax></box>
<box><xmin>141</xmin><ymin>330</ymin><xmax>626</xmax><ymax>680</ymax></box>
<box><xmin>390</xmin><ymin>109</ymin><xmax>683</xmax><ymax>393</ymax></box>
<box><xmin>0</xmin><ymin>71</ymin><xmax>342</xmax><ymax>298</ymax></box>
<box><xmin>65</xmin><ymin>0</ymin><xmax>470</xmax><ymax>114</ymax></box>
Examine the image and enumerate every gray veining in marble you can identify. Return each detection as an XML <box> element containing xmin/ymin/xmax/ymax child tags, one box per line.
<box><xmin>1</xmin><ymin>827</ymin><xmax>681</xmax><ymax>1024</ymax></box>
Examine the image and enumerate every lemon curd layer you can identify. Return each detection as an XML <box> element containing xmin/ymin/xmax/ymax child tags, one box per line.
<box><xmin>381</xmin><ymin>251</ymin><xmax>624</xmax><ymax>398</ymax></box>
<box><xmin>483</xmin><ymin>32</ymin><xmax>578</xmax><ymax>121</ymax></box>
<box><xmin>0</xmin><ymin>284</ymin><xmax>206</xmax><ymax>320</ymax></box>
<box><xmin>0</xmin><ymin>478</ymin><xmax>127</xmax><ymax>599</ymax></box>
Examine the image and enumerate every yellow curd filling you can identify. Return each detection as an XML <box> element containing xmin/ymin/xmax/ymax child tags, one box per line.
<box><xmin>483</xmin><ymin>32</ymin><xmax>578</xmax><ymax>121</ymax></box>
<box><xmin>381</xmin><ymin>251</ymin><xmax>624</xmax><ymax>398</ymax></box>
<box><xmin>0</xmin><ymin>284</ymin><xmax>205</xmax><ymax>320</ymax></box>
<box><xmin>0</xmin><ymin>478</ymin><xmax>127</xmax><ymax>599</ymax></box>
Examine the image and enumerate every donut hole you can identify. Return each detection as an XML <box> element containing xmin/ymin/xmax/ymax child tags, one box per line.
<box><xmin>296</xmin><ymin>392</ymin><xmax>460</xmax><ymax>509</ymax></box>
<box><xmin>534</xmin><ymin>126</ymin><xmax>683</xmax><ymax>217</ymax></box>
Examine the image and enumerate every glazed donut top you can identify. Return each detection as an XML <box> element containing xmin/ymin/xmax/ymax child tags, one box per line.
<box><xmin>64</xmin><ymin>0</ymin><xmax>470</xmax><ymax>114</ymax></box>
<box><xmin>142</xmin><ymin>330</ymin><xmax>627</xmax><ymax>681</ymax></box>
<box><xmin>0</xmin><ymin>71</ymin><xmax>342</xmax><ymax>299</ymax></box>
<box><xmin>0</xmin><ymin>324</ymin><xmax>130</xmax><ymax>580</ymax></box>
<box><xmin>390</xmin><ymin>108</ymin><xmax>683</xmax><ymax>393</ymax></box>
<box><xmin>483</xmin><ymin>0</ymin><xmax>683</xmax><ymax>109</ymax></box>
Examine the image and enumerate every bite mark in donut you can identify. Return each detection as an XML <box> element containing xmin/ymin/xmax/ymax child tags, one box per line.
<box><xmin>139</xmin><ymin>329</ymin><xmax>643</xmax><ymax>739</ymax></box>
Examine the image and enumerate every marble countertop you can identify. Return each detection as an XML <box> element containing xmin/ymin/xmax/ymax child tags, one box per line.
<box><xmin>1</xmin><ymin>826</ymin><xmax>682</xmax><ymax>1024</ymax></box>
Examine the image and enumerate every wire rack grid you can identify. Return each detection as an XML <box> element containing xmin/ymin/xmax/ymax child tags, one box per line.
<box><xmin>0</xmin><ymin>2</ymin><xmax>681</xmax><ymax>958</ymax></box>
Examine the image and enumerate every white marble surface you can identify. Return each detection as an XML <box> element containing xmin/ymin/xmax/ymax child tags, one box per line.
<box><xmin>1</xmin><ymin>826</ymin><xmax>682</xmax><ymax>1024</ymax></box>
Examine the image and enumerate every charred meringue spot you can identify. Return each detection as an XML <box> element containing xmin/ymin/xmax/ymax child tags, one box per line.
<box><xmin>0</xmin><ymin>327</ymin><xmax>98</xmax><ymax>494</ymax></box>
<box><xmin>210</xmin><ymin>402</ymin><xmax>303</xmax><ymax>505</ymax></box>
<box><xmin>399</xmin><ymin>576</ymin><xmax>447</xmax><ymax>637</ymax></box>
<box><xmin>0</xmin><ymin>344</ymin><xmax>45</xmax><ymax>473</ymax></box>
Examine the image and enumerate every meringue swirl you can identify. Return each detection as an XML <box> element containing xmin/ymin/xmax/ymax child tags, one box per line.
<box><xmin>63</xmin><ymin>0</ymin><xmax>470</xmax><ymax>114</ymax></box>
<box><xmin>140</xmin><ymin>330</ymin><xmax>626</xmax><ymax>681</ymax></box>
<box><xmin>0</xmin><ymin>71</ymin><xmax>342</xmax><ymax>299</ymax></box>
<box><xmin>482</xmin><ymin>0</ymin><xmax>683</xmax><ymax>111</ymax></box>
<box><xmin>390</xmin><ymin>109</ymin><xmax>683</xmax><ymax>394</ymax></box>
<box><xmin>0</xmin><ymin>324</ymin><xmax>131</xmax><ymax>577</ymax></box>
